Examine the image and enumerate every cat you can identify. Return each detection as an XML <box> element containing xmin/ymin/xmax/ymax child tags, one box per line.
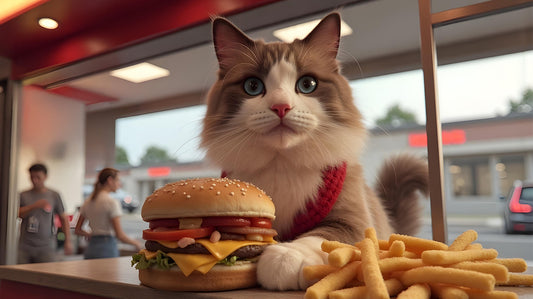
<box><xmin>200</xmin><ymin>12</ymin><xmax>429</xmax><ymax>290</ymax></box>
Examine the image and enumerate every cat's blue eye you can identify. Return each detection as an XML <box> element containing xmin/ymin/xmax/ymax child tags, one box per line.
<box><xmin>243</xmin><ymin>77</ymin><xmax>264</xmax><ymax>96</ymax></box>
<box><xmin>296</xmin><ymin>76</ymin><xmax>317</xmax><ymax>94</ymax></box>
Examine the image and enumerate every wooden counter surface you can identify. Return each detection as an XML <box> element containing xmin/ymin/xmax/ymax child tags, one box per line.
<box><xmin>0</xmin><ymin>257</ymin><xmax>532</xmax><ymax>298</ymax></box>
<box><xmin>0</xmin><ymin>257</ymin><xmax>301</xmax><ymax>298</ymax></box>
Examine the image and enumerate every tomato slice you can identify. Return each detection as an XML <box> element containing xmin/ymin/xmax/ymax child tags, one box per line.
<box><xmin>217</xmin><ymin>226</ymin><xmax>277</xmax><ymax>236</ymax></box>
<box><xmin>143</xmin><ymin>227</ymin><xmax>214</xmax><ymax>241</ymax></box>
<box><xmin>201</xmin><ymin>217</ymin><xmax>251</xmax><ymax>227</ymax></box>
<box><xmin>251</xmin><ymin>217</ymin><xmax>272</xmax><ymax>228</ymax></box>
<box><xmin>149</xmin><ymin>218</ymin><xmax>180</xmax><ymax>229</ymax></box>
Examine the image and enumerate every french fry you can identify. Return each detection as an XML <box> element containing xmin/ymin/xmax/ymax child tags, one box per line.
<box><xmin>421</xmin><ymin>248</ymin><xmax>498</xmax><ymax>265</ymax></box>
<box><xmin>396</xmin><ymin>283</ymin><xmax>431</xmax><ymax>299</ymax></box>
<box><xmin>497</xmin><ymin>273</ymin><xmax>533</xmax><ymax>286</ymax></box>
<box><xmin>430</xmin><ymin>283</ymin><xmax>468</xmax><ymax>299</ymax></box>
<box><xmin>379</xmin><ymin>240</ymin><xmax>407</xmax><ymax>259</ymax></box>
<box><xmin>388</xmin><ymin>240</ymin><xmax>406</xmax><ymax>257</ymax></box>
<box><xmin>304</xmin><ymin>261</ymin><xmax>360</xmax><ymax>299</ymax></box>
<box><xmin>360</xmin><ymin>238</ymin><xmax>389</xmax><ymax>299</ymax></box>
<box><xmin>466</xmin><ymin>243</ymin><xmax>483</xmax><ymax>250</ymax></box>
<box><xmin>328</xmin><ymin>247</ymin><xmax>361</xmax><ymax>267</ymax></box>
<box><xmin>303</xmin><ymin>264</ymin><xmax>339</xmax><ymax>282</ymax></box>
<box><xmin>448</xmin><ymin>229</ymin><xmax>478</xmax><ymax>251</ymax></box>
<box><xmin>306</xmin><ymin>229</ymin><xmax>527</xmax><ymax>299</ymax></box>
<box><xmin>464</xmin><ymin>289</ymin><xmax>519</xmax><ymax>299</ymax></box>
<box><xmin>389</xmin><ymin>234</ymin><xmax>448</xmax><ymax>254</ymax></box>
<box><xmin>364</xmin><ymin>227</ymin><xmax>380</xmax><ymax>255</ymax></box>
<box><xmin>378</xmin><ymin>239</ymin><xmax>389</xmax><ymax>250</ymax></box>
<box><xmin>328</xmin><ymin>278</ymin><xmax>404</xmax><ymax>299</ymax></box>
<box><xmin>399</xmin><ymin>266</ymin><xmax>495</xmax><ymax>292</ymax></box>
<box><xmin>489</xmin><ymin>258</ymin><xmax>528</xmax><ymax>273</ymax></box>
<box><xmin>321</xmin><ymin>240</ymin><xmax>358</xmax><ymax>253</ymax></box>
<box><xmin>378</xmin><ymin>257</ymin><xmax>425</xmax><ymax>274</ymax></box>
<box><xmin>449</xmin><ymin>261</ymin><xmax>509</xmax><ymax>282</ymax></box>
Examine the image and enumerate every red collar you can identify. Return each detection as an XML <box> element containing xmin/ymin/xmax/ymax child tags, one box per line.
<box><xmin>282</xmin><ymin>162</ymin><xmax>347</xmax><ymax>240</ymax></box>
<box><xmin>221</xmin><ymin>162</ymin><xmax>347</xmax><ymax>241</ymax></box>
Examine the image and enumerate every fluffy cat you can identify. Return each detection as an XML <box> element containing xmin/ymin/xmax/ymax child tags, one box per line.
<box><xmin>201</xmin><ymin>13</ymin><xmax>429</xmax><ymax>290</ymax></box>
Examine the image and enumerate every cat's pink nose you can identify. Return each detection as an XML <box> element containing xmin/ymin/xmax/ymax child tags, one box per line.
<box><xmin>271</xmin><ymin>104</ymin><xmax>291</xmax><ymax>118</ymax></box>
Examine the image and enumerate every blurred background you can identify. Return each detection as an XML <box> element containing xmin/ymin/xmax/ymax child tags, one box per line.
<box><xmin>1</xmin><ymin>0</ymin><xmax>532</xmax><ymax>264</ymax></box>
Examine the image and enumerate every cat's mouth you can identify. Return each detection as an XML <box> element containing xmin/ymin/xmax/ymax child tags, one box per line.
<box><xmin>268</xmin><ymin>123</ymin><xmax>297</xmax><ymax>135</ymax></box>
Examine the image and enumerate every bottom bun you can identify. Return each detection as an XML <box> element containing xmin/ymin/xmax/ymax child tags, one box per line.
<box><xmin>139</xmin><ymin>262</ymin><xmax>258</xmax><ymax>291</ymax></box>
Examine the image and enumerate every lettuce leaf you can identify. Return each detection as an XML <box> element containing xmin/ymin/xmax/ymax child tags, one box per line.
<box><xmin>131</xmin><ymin>251</ymin><xmax>176</xmax><ymax>270</ymax></box>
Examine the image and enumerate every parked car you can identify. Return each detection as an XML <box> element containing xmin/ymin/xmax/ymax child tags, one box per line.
<box><xmin>82</xmin><ymin>185</ymin><xmax>139</xmax><ymax>213</ymax></box>
<box><xmin>502</xmin><ymin>180</ymin><xmax>533</xmax><ymax>234</ymax></box>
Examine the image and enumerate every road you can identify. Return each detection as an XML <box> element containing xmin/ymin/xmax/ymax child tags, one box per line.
<box><xmin>120</xmin><ymin>212</ymin><xmax>533</xmax><ymax>261</ymax></box>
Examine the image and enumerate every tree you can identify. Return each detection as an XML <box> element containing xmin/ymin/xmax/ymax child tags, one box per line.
<box><xmin>508</xmin><ymin>88</ymin><xmax>533</xmax><ymax>114</ymax></box>
<box><xmin>140</xmin><ymin>145</ymin><xmax>176</xmax><ymax>165</ymax></box>
<box><xmin>375</xmin><ymin>103</ymin><xmax>418</xmax><ymax>127</ymax></box>
<box><xmin>115</xmin><ymin>145</ymin><xmax>130</xmax><ymax>166</ymax></box>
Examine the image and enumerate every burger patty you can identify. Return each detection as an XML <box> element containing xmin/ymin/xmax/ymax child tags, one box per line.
<box><xmin>145</xmin><ymin>240</ymin><xmax>267</xmax><ymax>259</ymax></box>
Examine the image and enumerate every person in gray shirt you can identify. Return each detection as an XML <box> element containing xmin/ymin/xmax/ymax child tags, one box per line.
<box><xmin>18</xmin><ymin>163</ymin><xmax>73</xmax><ymax>263</ymax></box>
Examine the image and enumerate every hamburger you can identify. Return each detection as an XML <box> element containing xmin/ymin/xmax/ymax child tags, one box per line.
<box><xmin>131</xmin><ymin>177</ymin><xmax>277</xmax><ymax>291</ymax></box>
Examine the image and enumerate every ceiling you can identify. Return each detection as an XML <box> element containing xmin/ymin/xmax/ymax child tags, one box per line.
<box><xmin>1</xmin><ymin>0</ymin><xmax>532</xmax><ymax>112</ymax></box>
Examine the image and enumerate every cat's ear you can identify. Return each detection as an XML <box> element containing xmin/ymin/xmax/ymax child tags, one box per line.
<box><xmin>212</xmin><ymin>17</ymin><xmax>254</xmax><ymax>68</ymax></box>
<box><xmin>303</xmin><ymin>12</ymin><xmax>341</xmax><ymax>59</ymax></box>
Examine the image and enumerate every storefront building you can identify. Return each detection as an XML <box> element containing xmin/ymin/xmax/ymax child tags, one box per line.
<box><xmin>365</xmin><ymin>112</ymin><xmax>533</xmax><ymax>216</ymax></box>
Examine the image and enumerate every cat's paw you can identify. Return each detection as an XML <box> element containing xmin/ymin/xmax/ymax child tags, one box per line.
<box><xmin>257</xmin><ymin>236</ymin><xmax>327</xmax><ymax>290</ymax></box>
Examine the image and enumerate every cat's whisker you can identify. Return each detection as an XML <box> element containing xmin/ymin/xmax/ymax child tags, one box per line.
<box><xmin>338</xmin><ymin>48</ymin><xmax>364</xmax><ymax>80</ymax></box>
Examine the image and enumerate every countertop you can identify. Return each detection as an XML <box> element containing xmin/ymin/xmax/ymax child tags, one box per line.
<box><xmin>0</xmin><ymin>256</ymin><xmax>531</xmax><ymax>298</ymax></box>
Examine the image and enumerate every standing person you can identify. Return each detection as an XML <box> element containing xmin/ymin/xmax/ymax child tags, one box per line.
<box><xmin>18</xmin><ymin>163</ymin><xmax>73</xmax><ymax>263</ymax></box>
<box><xmin>75</xmin><ymin>168</ymin><xmax>142</xmax><ymax>259</ymax></box>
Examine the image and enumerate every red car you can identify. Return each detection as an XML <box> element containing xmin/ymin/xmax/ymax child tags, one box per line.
<box><xmin>503</xmin><ymin>181</ymin><xmax>533</xmax><ymax>234</ymax></box>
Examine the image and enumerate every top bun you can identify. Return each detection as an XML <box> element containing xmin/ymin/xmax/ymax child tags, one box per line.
<box><xmin>141</xmin><ymin>177</ymin><xmax>275</xmax><ymax>221</ymax></box>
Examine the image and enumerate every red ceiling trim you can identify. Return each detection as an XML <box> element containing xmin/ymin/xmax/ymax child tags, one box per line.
<box><xmin>5</xmin><ymin>0</ymin><xmax>281</xmax><ymax>80</ymax></box>
<box><xmin>47</xmin><ymin>85</ymin><xmax>118</xmax><ymax>105</ymax></box>
<box><xmin>0</xmin><ymin>0</ymin><xmax>49</xmax><ymax>25</ymax></box>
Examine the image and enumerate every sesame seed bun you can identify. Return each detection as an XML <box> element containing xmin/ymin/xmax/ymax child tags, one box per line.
<box><xmin>141</xmin><ymin>177</ymin><xmax>275</xmax><ymax>221</ymax></box>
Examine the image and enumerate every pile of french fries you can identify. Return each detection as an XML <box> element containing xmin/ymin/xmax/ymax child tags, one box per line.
<box><xmin>304</xmin><ymin>228</ymin><xmax>533</xmax><ymax>299</ymax></box>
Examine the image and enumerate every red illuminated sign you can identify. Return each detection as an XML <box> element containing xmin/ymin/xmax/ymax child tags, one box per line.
<box><xmin>408</xmin><ymin>129</ymin><xmax>466</xmax><ymax>147</ymax></box>
<box><xmin>147</xmin><ymin>166</ymin><xmax>171</xmax><ymax>177</ymax></box>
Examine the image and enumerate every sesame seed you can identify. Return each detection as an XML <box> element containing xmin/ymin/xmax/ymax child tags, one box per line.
<box><xmin>186</xmin><ymin>195</ymin><xmax>191</xmax><ymax>199</ymax></box>
<box><xmin>209</xmin><ymin>186</ymin><xmax>214</xmax><ymax>190</ymax></box>
<box><xmin>242</xmin><ymin>192</ymin><xmax>246</xmax><ymax>196</ymax></box>
<box><xmin>216</xmin><ymin>191</ymin><xmax>221</xmax><ymax>195</ymax></box>
<box><xmin>172</xmin><ymin>190</ymin><xmax>176</xmax><ymax>194</ymax></box>
<box><xmin>230</xmin><ymin>192</ymin><xmax>234</xmax><ymax>196</ymax></box>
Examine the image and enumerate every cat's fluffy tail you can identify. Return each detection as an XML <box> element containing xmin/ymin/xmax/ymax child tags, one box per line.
<box><xmin>375</xmin><ymin>154</ymin><xmax>429</xmax><ymax>236</ymax></box>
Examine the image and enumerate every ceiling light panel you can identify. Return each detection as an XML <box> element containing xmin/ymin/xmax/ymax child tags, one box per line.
<box><xmin>273</xmin><ymin>19</ymin><xmax>353</xmax><ymax>42</ymax></box>
<box><xmin>110</xmin><ymin>62</ymin><xmax>170</xmax><ymax>83</ymax></box>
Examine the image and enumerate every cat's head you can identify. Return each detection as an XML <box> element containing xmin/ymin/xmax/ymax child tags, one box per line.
<box><xmin>201</xmin><ymin>13</ymin><xmax>366</xmax><ymax>172</ymax></box>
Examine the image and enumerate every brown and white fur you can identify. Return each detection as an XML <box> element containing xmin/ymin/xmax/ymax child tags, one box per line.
<box><xmin>201</xmin><ymin>13</ymin><xmax>428</xmax><ymax>290</ymax></box>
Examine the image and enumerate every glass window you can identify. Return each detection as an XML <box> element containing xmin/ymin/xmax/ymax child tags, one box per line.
<box><xmin>449</xmin><ymin>157</ymin><xmax>490</xmax><ymax>197</ymax></box>
<box><xmin>116</xmin><ymin>105</ymin><xmax>207</xmax><ymax>167</ymax></box>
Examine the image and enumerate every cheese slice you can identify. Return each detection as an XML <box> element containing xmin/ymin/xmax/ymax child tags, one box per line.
<box><xmin>139</xmin><ymin>249</ymin><xmax>158</xmax><ymax>260</ymax></box>
<box><xmin>141</xmin><ymin>238</ymin><xmax>277</xmax><ymax>276</ymax></box>
<box><xmin>167</xmin><ymin>252</ymin><xmax>218</xmax><ymax>276</ymax></box>
<box><xmin>155</xmin><ymin>240</ymin><xmax>180</xmax><ymax>249</ymax></box>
